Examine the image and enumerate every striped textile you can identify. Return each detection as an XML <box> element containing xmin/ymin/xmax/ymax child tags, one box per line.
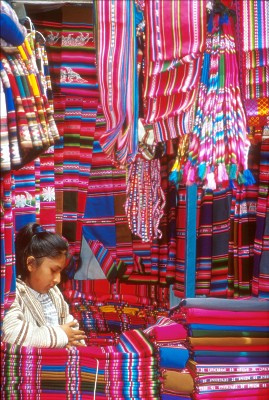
<box><xmin>0</xmin><ymin>34</ymin><xmax>59</xmax><ymax>172</ymax></box>
<box><xmin>1</xmin><ymin>328</ymin><xmax>161</xmax><ymax>399</ymax></box>
<box><xmin>52</xmin><ymin>94</ymin><xmax>65</xmax><ymax>234</ymax></box>
<box><xmin>60</xmin><ymin>95</ymin><xmax>97</xmax><ymax>257</ymax></box>
<box><xmin>34</xmin><ymin>15</ymin><xmax>99</xmax><ymax>257</ymax></box>
<box><xmin>82</xmin><ymin>103</ymin><xmax>126</xmax><ymax>282</ymax></box>
<box><xmin>143</xmin><ymin>0</ymin><xmax>206</xmax><ymax>74</ymax></box>
<box><xmin>13</xmin><ymin>160</ymin><xmax>38</xmax><ymax>231</ymax></box>
<box><xmin>252</xmin><ymin>136</ymin><xmax>269</xmax><ymax>297</ymax></box>
<box><xmin>81</xmin><ymin>103</ymin><xmax>170</xmax><ymax>286</ymax></box>
<box><xmin>144</xmin><ymin>316</ymin><xmax>187</xmax><ymax>341</ymax></box>
<box><xmin>7</xmin><ymin>50</ymin><xmax>43</xmax><ymax>151</ymax></box>
<box><xmin>196</xmin><ymin>190</ymin><xmax>213</xmax><ymax>296</ymax></box>
<box><xmin>35</xmin><ymin>9</ymin><xmax>97</xmax><ymax>98</ymax></box>
<box><xmin>0</xmin><ymin>34</ymin><xmax>60</xmax><ymax>321</ymax></box>
<box><xmin>66</xmin><ymin>291</ymin><xmax>168</xmax><ymax>345</ymax></box>
<box><xmin>63</xmin><ymin>279</ymin><xmax>169</xmax><ymax>311</ymax></box>
<box><xmin>173</xmin><ymin>186</ymin><xmax>187</xmax><ymax>297</ymax></box>
<box><xmin>142</xmin><ymin>0</ymin><xmax>207</xmax><ymax>141</ymax></box>
<box><xmin>143</xmin><ymin>59</ymin><xmax>202</xmax><ymax>100</ymax></box>
<box><xmin>18</xmin><ymin>38</ymin><xmax>59</xmax><ymax>150</ymax></box>
<box><xmin>170</xmin><ymin>298</ymin><xmax>269</xmax><ymax>399</ymax></box>
<box><xmin>228</xmin><ymin>141</ymin><xmax>260</xmax><ymax>298</ymax></box>
<box><xmin>228</xmin><ymin>184</ymin><xmax>258</xmax><ymax>297</ymax></box>
<box><xmin>152</xmin><ymin>106</ymin><xmax>196</xmax><ymax>143</ymax></box>
<box><xmin>0</xmin><ymin>173</ymin><xmax>16</xmax><ymax>323</ymax></box>
<box><xmin>94</xmin><ymin>0</ymin><xmax>142</xmax><ymax>165</ymax></box>
<box><xmin>144</xmin><ymin>316</ymin><xmax>190</xmax><ymax>398</ymax></box>
<box><xmin>165</xmin><ymin>171</ymin><xmax>177</xmax><ymax>283</ymax></box>
<box><xmin>39</xmin><ymin>146</ymin><xmax>56</xmax><ymax>230</ymax></box>
<box><xmin>209</xmin><ymin>189</ymin><xmax>231</xmax><ymax>297</ymax></box>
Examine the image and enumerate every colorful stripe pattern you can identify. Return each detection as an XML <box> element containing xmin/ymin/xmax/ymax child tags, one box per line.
<box><xmin>0</xmin><ymin>35</ymin><xmax>59</xmax><ymax>173</ymax></box>
<box><xmin>142</xmin><ymin>0</ymin><xmax>207</xmax><ymax>141</ymax></box>
<box><xmin>94</xmin><ymin>0</ymin><xmax>142</xmax><ymax>165</ymax></box>
<box><xmin>1</xmin><ymin>328</ymin><xmax>161</xmax><ymax>399</ymax></box>
<box><xmin>170</xmin><ymin>297</ymin><xmax>269</xmax><ymax>399</ymax></box>
<box><xmin>252</xmin><ymin>137</ymin><xmax>269</xmax><ymax>297</ymax></box>
<box><xmin>0</xmin><ymin>173</ymin><xmax>16</xmax><ymax>324</ymax></box>
<box><xmin>66</xmin><ymin>289</ymin><xmax>168</xmax><ymax>346</ymax></box>
<box><xmin>34</xmin><ymin>10</ymin><xmax>99</xmax><ymax>258</ymax></box>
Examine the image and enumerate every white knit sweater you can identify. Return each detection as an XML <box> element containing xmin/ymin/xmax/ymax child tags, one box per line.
<box><xmin>2</xmin><ymin>279</ymin><xmax>77</xmax><ymax>348</ymax></box>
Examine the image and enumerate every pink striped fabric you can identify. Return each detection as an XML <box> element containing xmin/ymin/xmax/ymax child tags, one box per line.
<box><xmin>95</xmin><ymin>0</ymin><xmax>139</xmax><ymax>165</ymax></box>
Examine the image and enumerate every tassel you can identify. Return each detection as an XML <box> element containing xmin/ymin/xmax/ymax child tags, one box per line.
<box><xmin>206</xmin><ymin>172</ymin><xmax>216</xmax><ymax>190</ymax></box>
<box><xmin>198</xmin><ymin>162</ymin><xmax>207</xmax><ymax>180</ymax></box>
<box><xmin>229</xmin><ymin>163</ymin><xmax>237</xmax><ymax>180</ymax></box>
<box><xmin>243</xmin><ymin>169</ymin><xmax>256</xmax><ymax>186</ymax></box>
<box><xmin>169</xmin><ymin>170</ymin><xmax>180</xmax><ymax>185</ymax></box>
<box><xmin>237</xmin><ymin>171</ymin><xmax>245</xmax><ymax>185</ymax></box>
<box><xmin>221</xmin><ymin>164</ymin><xmax>229</xmax><ymax>181</ymax></box>
<box><xmin>216</xmin><ymin>163</ymin><xmax>224</xmax><ymax>183</ymax></box>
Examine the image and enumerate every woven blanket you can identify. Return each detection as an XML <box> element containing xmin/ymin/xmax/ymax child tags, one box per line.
<box><xmin>1</xmin><ymin>328</ymin><xmax>160</xmax><ymax>399</ymax></box>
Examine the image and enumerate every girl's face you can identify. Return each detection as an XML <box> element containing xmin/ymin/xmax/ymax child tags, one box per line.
<box><xmin>25</xmin><ymin>253</ymin><xmax>67</xmax><ymax>294</ymax></box>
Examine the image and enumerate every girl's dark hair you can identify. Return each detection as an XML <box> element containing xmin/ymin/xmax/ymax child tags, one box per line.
<box><xmin>15</xmin><ymin>223</ymin><xmax>69</xmax><ymax>280</ymax></box>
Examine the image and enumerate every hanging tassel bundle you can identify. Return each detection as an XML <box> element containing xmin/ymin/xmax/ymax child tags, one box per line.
<box><xmin>185</xmin><ymin>13</ymin><xmax>254</xmax><ymax>189</ymax></box>
<box><xmin>125</xmin><ymin>157</ymin><xmax>165</xmax><ymax>242</ymax></box>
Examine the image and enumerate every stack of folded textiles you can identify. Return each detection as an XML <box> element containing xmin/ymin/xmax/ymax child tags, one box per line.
<box><xmin>65</xmin><ymin>290</ymin><xmax>168</xmax><ymax>346</ymax></box>
<box><xmin>1</xmin><ymin>329</ymin><xmax>160</xmax><ymax>399</ymax></box>
<box><xmin>170</xmin><ymin>297</ymin><xmax>269</xmax><ymax>399</ymax></box>
<box><xmin>144</xmin><ymin>316</ymin><xmax>192</xmax><ymax>399</ymax></box>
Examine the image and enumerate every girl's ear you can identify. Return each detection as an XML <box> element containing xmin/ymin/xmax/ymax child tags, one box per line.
<box><xmin>26</xmin><ymin>256</ymin><xmax>36</xmax><ymax>272</ymax></box>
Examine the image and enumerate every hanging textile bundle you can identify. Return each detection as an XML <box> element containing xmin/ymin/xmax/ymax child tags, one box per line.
<box><xmin>94</xmin><ymin>0</ymin><xmax>143</xmax><ymax>166</ymax></box>
<box><xmin>125</xmin><ymin>157</ymin><xmax>165</xmax><ymax>242</ymax></box>
<box><xmin>0</xmin><ymin>33</ymin><xmax>59</xmax><ymax>173</ymax></box>
<box><xmin>185</xmin><ymin>12</ymin><xmax>255</xmax><ymax>189</ymax></box>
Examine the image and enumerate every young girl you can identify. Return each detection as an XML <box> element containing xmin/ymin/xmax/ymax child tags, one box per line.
<box><xmin>2</xmin><ymin>223</ymin><xmax>87</xmax><ymax>348</ymax></box>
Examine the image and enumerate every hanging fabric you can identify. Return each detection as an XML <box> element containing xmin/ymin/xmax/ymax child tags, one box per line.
<box><xmin>33</xmin><ymin>7</ymin><xmax>99</xmax><ymax>257</ymax></box>
<box><xmin>94</xmin><ymin>0</ymin><xmax>142</xmax><ymax>165</ymax></box>
<box><xmin>141</xmin><ymin>0</ymin><xmax>207</xmax><ymax>142</ymax></box>
<box><xmin>252</xmin><ymin>135</ymin><xmax>269</xmax><ymax>298</ymax></box>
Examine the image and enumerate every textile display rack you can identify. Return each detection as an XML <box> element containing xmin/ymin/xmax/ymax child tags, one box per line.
<box><xmin>1</xmin><ymin>0</ymin><xmax>269</xmax><ymax>399</ymax></box>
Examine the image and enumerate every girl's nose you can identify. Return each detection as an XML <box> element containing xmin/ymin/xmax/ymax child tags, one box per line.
<box><xmin>53</xmin><ymin>272</ymin><xmax>61</xmax><ymax>285</ymax></box>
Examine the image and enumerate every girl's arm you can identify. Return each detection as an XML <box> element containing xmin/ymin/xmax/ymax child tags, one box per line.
<box><xmin>2</xmin><ymin>296</ymin><xmax>69</xmax><ymax>348</ymax></box>
<box><xmin>54</xmin><ymin>287</ymin><xmax>87</xmax><ymax>346</ymax></box>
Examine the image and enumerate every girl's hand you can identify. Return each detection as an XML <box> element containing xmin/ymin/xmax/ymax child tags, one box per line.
<box><xmin>60</xmin><ymin>320</ymin><xmax>87</xmax><ymax>346</ymax></box>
